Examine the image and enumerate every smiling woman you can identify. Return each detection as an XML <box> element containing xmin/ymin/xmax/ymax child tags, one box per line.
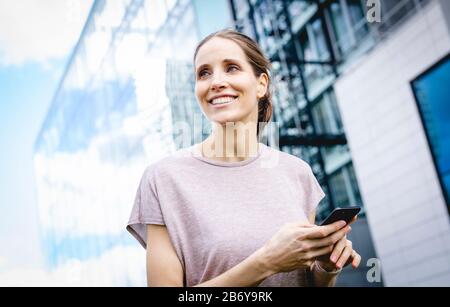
<box><xmin>126</xmin><ymin>29</ymin><xmax>361</xmax><ymax>287</ymax></box>
<box><xmin>194</xmin><ymin>30</ymin><xmax>272</xmax><ymax>144</ymax></box>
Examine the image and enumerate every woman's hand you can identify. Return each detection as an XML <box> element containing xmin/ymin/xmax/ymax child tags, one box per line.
<box><xmin>315</xmin><ymin>235</ymin><xmax>361</xmax><ymax>271</ymax></box>
<box><xmin>315</xmin><ymin>217</ymin><xmax>361</xmax><ymax>271</ymax></box>
<box><xmin>257</xmin><ymin>220</ymin><xmax>351</xmax><ymax>274</ymax></box>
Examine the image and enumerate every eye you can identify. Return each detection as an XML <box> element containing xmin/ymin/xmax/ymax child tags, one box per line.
<box><xmin>198</xmin><ymin>70</ymin><xmax>210</xmax><ymax>78</ymax></box>
<box><xmin>227</xmin><ymin>65</ymin><xmax>239</xmax><ymax>72</ymax></box>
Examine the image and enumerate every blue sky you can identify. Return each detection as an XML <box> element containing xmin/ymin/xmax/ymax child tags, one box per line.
<box><xmin>193</xmin><ymin>0</ymin><xmax>231</xmax><ymax>38</ymax></box>
<box><xmin>0</xmin><ymin>61</ymin><xmax>61</xmax><ymax>268</ymax></box>
<box><xmin>0</xmin><ymin>0</ymin><xmax>93</xmax><ymax>276</ymax></box>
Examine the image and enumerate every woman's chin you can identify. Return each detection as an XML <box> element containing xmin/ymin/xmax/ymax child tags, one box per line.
<box><xmin>209</xmin><ymin>114</ymin><xmax>241</xmax><ymax>125</ymax></box>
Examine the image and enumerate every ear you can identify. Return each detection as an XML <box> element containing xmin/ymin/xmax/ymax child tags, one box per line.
<box><xmin>257</xmin><ymin>73</ymin><xmax>269</xmax><ymax>98</ymax></box>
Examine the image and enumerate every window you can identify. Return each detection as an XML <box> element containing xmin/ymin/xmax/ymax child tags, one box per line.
<box><xmin>411</xmin><ymin>53</ymin><xmax>450</xmax><ymax>208</ymax></box>
<box><xmin>311</xmin><ymin>91</ymin><xmax>343</xmax><ymax>135</ymax></box>
<box><xmin>310</xmin><ymin>18</ymin><xmax>330</xmax><ymax>61</ymax></box>
<box><xmin>329</xmin><ymin>164</ymin><xmax>363</xmax><ymax>209</ymax></box>
<box><xmin>328</xmin><ymin>1</ymin><xmax>352</xmax><ymax>55</ymax></box>
<box><xmin>377</xmin><ymin>0</ymin><xmax>431</xmax><ymax>35</ymax></box>
<box><xmin>297</xmin><ymin>20</ymin><xmax>335</xmax><ymax>90</ymax></box>
<box><xmin>288</xmin><ymin>0</ymin><xmax>310</xmax><ymax>19</ymax></box>
<box><xmin>346</xmin><ymin>0</ymin><xmax>368</xmax><ymax>42</ymax></box>
<box><xmin>326</xmin><ymin>0</ymin><xmax>368</xmax><ymax>58</ymax></box>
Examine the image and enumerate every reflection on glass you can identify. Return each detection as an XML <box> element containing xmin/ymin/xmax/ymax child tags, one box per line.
<box><xmin>311</xmin><ymin>91</ymin><xmax>343</xmax><ymax>135</ymax></box>
<box><xmin>33</xmin><ymin>0</ymin><xmax>230</xmax><ymax>286</ymax></box>
<box><xmin>329</xmin><ymin>164</ymin><xmax>362</xmax><ymax>208</ymax></box>
<box><xmin>329</xmin><ymin>1</ymin><xmax>350</xmax><ymax>55</ymax></box>
<box><xmin>412</xmin><ymin>54</ymin><xmax>450</xmax><ymax>207</ymax></box>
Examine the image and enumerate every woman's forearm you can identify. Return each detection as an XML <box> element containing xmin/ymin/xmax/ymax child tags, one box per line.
<box><xmin>194</xmin><ymin>248</ymin><xmax>275</xmax><ymax>287</ymax></box>
<box><xmin>192</xmin><ymin>249</ymin><xmax>340</xmax><ymax>287</ymax></box>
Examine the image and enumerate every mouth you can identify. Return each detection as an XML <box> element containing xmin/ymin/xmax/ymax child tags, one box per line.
<box><xmin>208</xmin><ymin>95</ymin><xmax>238</xmax><ymax>107</ymax></box>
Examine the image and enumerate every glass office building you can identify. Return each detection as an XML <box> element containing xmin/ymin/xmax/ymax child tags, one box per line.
<box><xmin>226</xmin><ymin>0</ymin><xmax>450</xmax><ymax>286</ymax></box>
<box><xmin>33</xmin><ymin>0</ymin><xmax>231</xmax><ymax>286</ymax></box>
<box><xmin>324</xmin><ymin>0</ymin><xmax>450</xmax><ymax>285</ymax></box>
<box><xmin>228</xmin><ymin>0</ymin><xmax>430</xmax><ymax>220</ymax></box>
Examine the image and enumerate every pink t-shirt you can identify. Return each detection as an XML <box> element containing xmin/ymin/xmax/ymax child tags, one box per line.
<box><xmin>126</xmin><ymin>142</ymin><xmax>325</xmax><ymax>286</ymax></box>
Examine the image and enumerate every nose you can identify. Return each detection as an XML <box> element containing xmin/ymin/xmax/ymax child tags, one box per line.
<box><xmin>210</xmin><ymin>72</ymin><xmax>227</xmax><ymax>91</ymax></box>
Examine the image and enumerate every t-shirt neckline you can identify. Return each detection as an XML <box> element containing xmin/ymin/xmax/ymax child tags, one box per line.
<box><xmin>189</xmin><ymin>142</ymin><xmax>266</xmax><ymax>167</ymax></box>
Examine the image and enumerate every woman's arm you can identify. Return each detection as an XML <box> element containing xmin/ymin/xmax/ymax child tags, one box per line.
<box><xmin>194</xmin><ymin>248</ymin><xmax>274</xmax><ymax>287</ymax></box>
<box><xmin>146</xmin><ymin>225</ymin><xmax>275</xmax><ymax>287</ymax></box>
<box><xmin>147</xmin><ymin>221</ymin><xmax>350</xmax><ymax>287</ymax></box>
<box><xmin>146</xmin><ymin>225</ymin><xmax>184</xmax><ymax>286</ymax></box>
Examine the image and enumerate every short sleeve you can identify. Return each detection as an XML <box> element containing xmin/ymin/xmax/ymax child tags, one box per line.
<box><xmin>126</xmin><ymin>165</ymin><xmax>165</xmax><ymax>249</ymax></box>
<box><xmin>302</xmin><ymin>164</ymin><xmax>326</xmax><ymax>216</ymax></box>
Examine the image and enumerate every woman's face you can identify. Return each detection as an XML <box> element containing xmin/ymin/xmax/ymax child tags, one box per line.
<box><xmin>194</xmin><ymin>37</ymin><xmax>267</xmax><ymax>126</ymax></box>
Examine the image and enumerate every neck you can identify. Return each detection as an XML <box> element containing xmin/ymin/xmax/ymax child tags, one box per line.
<box><xmin>200</xmin><ymin>122</ymin><xmax>260</xmax><ymax>162</ymax></box>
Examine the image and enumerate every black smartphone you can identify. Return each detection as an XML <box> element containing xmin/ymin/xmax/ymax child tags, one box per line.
<box><xmin>320</xmin><ymin>207</ymin><xmax>361</xmax><ymax>226</ymax></box>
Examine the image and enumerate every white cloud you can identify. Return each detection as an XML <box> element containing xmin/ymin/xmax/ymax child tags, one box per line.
<box><xmin>0</xmin><ymin>0</ymin><xmax>93</xmax><ymax>66</ymax></box>
<box><xmin>0</xmin><ymin>245</ymin><xmax>146</xmax><ymax>286</ymax></box>
<box><xmin>33</xmin><ymin>145</ymin><xmax>146</xmax><ymax>239</ymax></box>
<box><xmin>33</xmin><ymin>102</ymin><xmax>175</xmax><ymax>239</ymax></box>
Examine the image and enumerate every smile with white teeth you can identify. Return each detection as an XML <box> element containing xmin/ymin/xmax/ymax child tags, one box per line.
<box><xmin>210</xmin><ymin>96</ymin><xmax>238</xmax><ymax>105</ymax></box>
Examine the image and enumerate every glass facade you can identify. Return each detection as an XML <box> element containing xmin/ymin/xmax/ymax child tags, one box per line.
<box><xmin>412</xmin><ymin>53</ymin><xmax>450</xmax><ymax>209</ymax></box>
<box><xmin>33</xmin><ymin>0</ymin><xmax>232</xmax><ymax>286</ymax></box>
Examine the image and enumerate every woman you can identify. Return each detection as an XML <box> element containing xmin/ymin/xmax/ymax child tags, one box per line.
<box><xmin>127</xmin><ymin>29</ymin><xmax>361</xmax><ymax>287</ymax></box>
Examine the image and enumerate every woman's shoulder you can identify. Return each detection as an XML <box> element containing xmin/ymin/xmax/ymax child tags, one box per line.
<box><xmin>141</xmin><ymin>145</ymin><xmax>195</xmax><ymax>176</ymax></box>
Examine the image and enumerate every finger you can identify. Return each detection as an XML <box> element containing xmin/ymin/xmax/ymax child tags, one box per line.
<box><xmin>305</xmin><ymin>220</ymin><xmax>347</xmax><ymax>239</ymax></box>
<box><xmin>329</xmin><ymin>236</ymin><xmax>347</xmax><ymax>263</ymax></box>
<box><xmin>305</xmin><ymin>245</ymin><xmax>334</xmax><ymax>260</ymax></box>
<box><xmin>344</xmin><ymin>250</ymin><xmax>358</xmax><ymax>267</ymax></box>
<box><xmin>306</xmin><ymin>225</ymin><xmax>350</xmax><ymax>248</ymax></box>
<box><xmin>351</xmin><ymin>252</ymin><xmax>361</xmax><ymax>268</ymax></box>
<box><xmin>336</xmin><ymin>243</ymin><xmax>353</xmax><ymax>269</ymax></box>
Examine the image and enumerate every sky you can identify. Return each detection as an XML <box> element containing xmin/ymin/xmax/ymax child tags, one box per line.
<box><xmin>0</xmin><ymin>0</ymin><xmax>93</xmax><ymax>281</ymax></box>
